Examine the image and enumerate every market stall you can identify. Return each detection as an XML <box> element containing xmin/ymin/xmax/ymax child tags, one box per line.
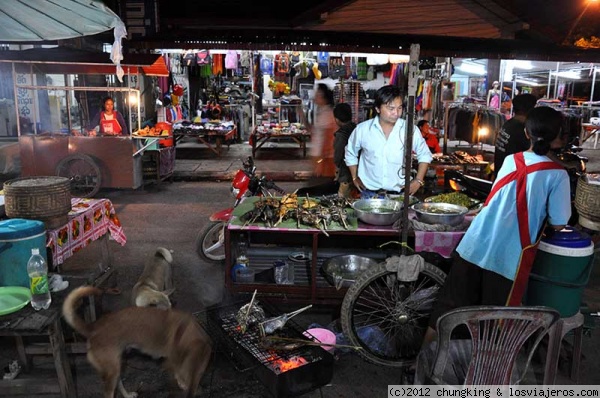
<box><xmin>173</xmin><ymin>120</ymin><xmax>237</xmax><ymax>156</ymax></box>
<box><xmin>0</xmin><ymin>48</ymin><xmax>172</xmax><ymax>197</ymax></box>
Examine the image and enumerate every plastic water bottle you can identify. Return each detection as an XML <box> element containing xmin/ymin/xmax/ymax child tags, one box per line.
<box><xmin>231</xmin><ymin>240</ymin><xmax>249</xmax><ymax>282</ymax></box>
<box><xmin>27</xmin><ymin>248</ymin><xmax>51</xmax><ymax>310</ymax></box>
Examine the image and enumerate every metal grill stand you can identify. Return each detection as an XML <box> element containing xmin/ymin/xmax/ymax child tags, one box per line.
<box><xmin>201</xmin><ymin>302</ymin><xmax>334</xmax><ymax>397</ymax></box>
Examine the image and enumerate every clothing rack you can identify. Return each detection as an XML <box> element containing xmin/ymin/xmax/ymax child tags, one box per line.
<box><xmin>443</xmin><ymin>102</ymin><xmax>503</xmax><ymax>153</ymax></box>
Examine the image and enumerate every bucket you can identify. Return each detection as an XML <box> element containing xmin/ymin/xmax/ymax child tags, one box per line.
<box><xmin>0</xmin><ymin>219</ymin><xmax>47</xmax><ymax>288</ymax></box>
<box><xmin>524</xmin><ymin>227</ymin><xmax>595</xmax><ymax>317</ymax></box>
<box><xmin>304</xmin><ymin>328</ymin><xmax>336</xmax><ymax>353</ymax></box>
<box><xmin>4</xmin><ymin>176</ymin><xmax>71</xmax><ymax>229</ymax></box>
<box><xmin>575</xmin><ymin>174</ymin><xmax>600</xmax><ymax>231</ymax></box>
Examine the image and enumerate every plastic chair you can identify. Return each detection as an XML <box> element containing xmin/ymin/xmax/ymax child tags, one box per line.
<box><xmin>416</xmin><ymin>306</ymin><xmax>559</xmax><ymax>385</ymax></box>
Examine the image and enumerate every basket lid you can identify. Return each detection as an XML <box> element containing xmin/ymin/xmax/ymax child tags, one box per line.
<box><xmin>0</xmin><ymin>219</ymin><xmax>46</xmax><ymax>239</ymax></box>
<box><xmin>5</xmin><ymin>176</ymin><xmax>69</xmax><ymax>188</ymax></box>
<box><xmin>541</xmin><ymin>226</ymin><xmax>591</xmax><ymax>248</ymax></box>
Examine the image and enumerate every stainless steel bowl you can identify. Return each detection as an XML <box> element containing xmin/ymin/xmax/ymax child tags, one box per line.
<box><xmin>411</xmin><ymin>202</ymin><xmax>468</xmax><ymax>226</ymax></box>
<box><xmin>351</xmin><ymin>198</ymin><xmax>403</xmax><ymax>226</ymax></box>
<box><xmin>321</xmin><ymin>255</ymin><xmax>379</xmax><ymax>289</ymax></box>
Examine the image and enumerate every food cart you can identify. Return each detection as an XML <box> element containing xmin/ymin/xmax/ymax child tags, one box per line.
<box><xmin>0</xmin><ymin>48</ymin><xmax>172</xmax><ymax>197</ymax></box>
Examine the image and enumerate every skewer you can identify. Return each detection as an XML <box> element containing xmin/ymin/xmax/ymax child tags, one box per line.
<box><xmin>262</xmin><ymin>335</ymin><xmax>364</xmax><ymax>351</ymax></box>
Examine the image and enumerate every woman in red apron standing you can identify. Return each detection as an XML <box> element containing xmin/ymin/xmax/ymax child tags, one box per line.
<box><xmin>87</xmin><ymin>97</ymin><xmax>128</xmax><ymax>136</ymax></box>
<box><xmin>422</xmin><ymin>106</ymin><xmax>572</xmax><ymax>346</ymax></box>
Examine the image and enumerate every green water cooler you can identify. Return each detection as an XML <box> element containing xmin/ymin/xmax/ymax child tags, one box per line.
<box><xmin>525</xmin><ymin>227</ymin><xmax>595</xmax><ymax>317</ymax></box>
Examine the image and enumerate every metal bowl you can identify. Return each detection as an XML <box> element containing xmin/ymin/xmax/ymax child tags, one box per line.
<box><xmin>321</xmin><ymin>255</ymin><xmax>379</xmax><ymax>289</ymax></box>
<box><xmin>351</xmin><ymin>198</ymin><xmax>403</xmax><ymax>226</ymax></box>
<box><xmin>411</xmin><ymin>202</ymin><xmax>468</xmax><ymax>226</ymax></box>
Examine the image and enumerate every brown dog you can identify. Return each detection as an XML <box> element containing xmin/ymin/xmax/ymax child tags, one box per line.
<box><xmin>63</xmin><ymin>286</ymin><xmax>212</xmax><ymax>398</ymax></box>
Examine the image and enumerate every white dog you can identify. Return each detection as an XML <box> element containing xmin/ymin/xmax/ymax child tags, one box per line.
<box><xmin>131</xmin><ymin>247</ymin><xmax>174</xmax><ymax>309</ymax></box>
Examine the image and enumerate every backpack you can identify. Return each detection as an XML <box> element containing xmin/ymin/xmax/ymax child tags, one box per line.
<box><xmin>196</xmin><ymin>50</ymin><xmax>211</xmax><ymax>65</ymax></box>
<box><xmin>275</xmin><ymin>52</ymin><xmax>290</xmax><ymax>74</ymax></box>
<box><xmin>260</xmin><ymin>57</ymin><xmax>273</xmax><ymax>75</ymax></box>
<box><xmin>182</xmin><ymin>51</ymin><xmax>196</xmax><ymax>67</ymax></box>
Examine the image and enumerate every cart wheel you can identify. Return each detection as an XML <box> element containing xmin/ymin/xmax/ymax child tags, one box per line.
<box><xmin>56</xmin><ymin>154</ymin><xmax>102</xmax><ymax>198</ymax></box>
<box><xmin>340</xmin><ymin>260</ymin><xmax>446</xmax><ymax>367</ymax></box>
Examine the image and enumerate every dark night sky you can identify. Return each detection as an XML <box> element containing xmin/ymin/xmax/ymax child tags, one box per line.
<box><xmin>498</xmin><ymin>0</ymin><xmax>599</xmax><ymax>40</ymax></box>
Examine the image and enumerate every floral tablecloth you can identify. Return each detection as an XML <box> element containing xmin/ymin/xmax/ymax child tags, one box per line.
<box><xmin>46</xmin><ymin>198</ymin><xmax>127</xmax><ymax>266</ymax></box>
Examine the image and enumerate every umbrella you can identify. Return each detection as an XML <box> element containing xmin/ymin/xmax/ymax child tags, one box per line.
<box><xmin>0</xmin><ymin>0</ymin><xmax>127</xmax><ymax>81</ymax></box>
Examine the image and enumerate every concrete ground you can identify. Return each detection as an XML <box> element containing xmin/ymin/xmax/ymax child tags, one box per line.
<box><xmin>0</xmin><ymin>135</ymin><xmax>599</xmax><ymax>397</ymax></box>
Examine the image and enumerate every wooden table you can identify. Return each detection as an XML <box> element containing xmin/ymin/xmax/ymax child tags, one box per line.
<box><xmin>0</xmin><ymin>290</ymin><xmax>76</xmax><ymax>397</ymax></box>
<box><xmin>581</xmin><ymin>123</ymin><xmax>600</xmax><ymax>149</ymax></box>
<box><xmin>224</xmin><ymin>198</ymin><xmax>470</xmax><ymax>304</ymax></box>
<box><xmin>250</xmin><ymin>126</ymin><xmax>310</xmax><ymax>158</ymax></box>
<box><xmin>174</xmin><ymin>125</ymin><xmax>237</xmax><ymax>156</ymax></box>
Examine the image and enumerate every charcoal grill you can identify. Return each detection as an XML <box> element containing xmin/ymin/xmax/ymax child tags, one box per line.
<box><xmin>202</xmin><ymin>302</ymin><xmax>334</xmax><ymax>397</ymax></box>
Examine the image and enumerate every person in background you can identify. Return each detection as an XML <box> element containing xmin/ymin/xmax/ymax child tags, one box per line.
<box><xmin>310</xmin><ymin>83</ymin><xmax>337</xmax><ymax>178</ymax></box>
<box><xmin>417</xmin><ymin>120</ymin><xmax>441</xmax><ymax>154</ymax></box>
<box><xmin>421</xmin><ymin>106</ymin><xmax>571</xmax><ymax>349</ymax></box>
<box><xmin>493</xmin><ymin>93</ymin><xmax>537</xmax><ymax>178</ymax></box>
<box><xmin>332</xmin><ymin>103</ymin><xmax>356</xmax><ymax>198</ymax></box>
<box><xmin>345</xmin><ymin>85</ymin><xmax>432</xmax><ymax>198</ymax></box>
<box><xmin>87</xmin><ymin>96</ymin><xmax>127</xmax><ymax>136</ymax></box>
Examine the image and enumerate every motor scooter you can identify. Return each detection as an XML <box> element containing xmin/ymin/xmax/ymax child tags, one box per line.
<box><xmin>196</xmin><ymin>156</ymin><xmax>284</xmax><ymax>263</ymax></box>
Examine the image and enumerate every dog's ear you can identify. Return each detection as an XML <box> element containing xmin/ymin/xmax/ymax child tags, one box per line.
<box><xmin>163</xmin><ymin>288</ymin><xmax>176</xmax><ymax>296</ymax></box>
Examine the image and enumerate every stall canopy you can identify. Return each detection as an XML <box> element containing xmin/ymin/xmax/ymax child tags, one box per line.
<box><xmin>0</xmin><ymin>0</ymin><xmax>123</xmax><ymax>42</ymax></box>
<box><xmin>0</xmin><ymin>48</ymin><xmax>169</xmax><ymax>77</ymax></box>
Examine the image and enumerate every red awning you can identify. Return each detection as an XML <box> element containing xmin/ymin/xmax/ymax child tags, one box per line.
<box><xmin>0</xmin><ymin>47</ymin><xmax>169</xmax><ymax>76</ymax></box>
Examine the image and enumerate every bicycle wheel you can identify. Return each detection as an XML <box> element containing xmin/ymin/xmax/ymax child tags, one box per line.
<box><xmin>341</xmin><ymin>259</ymin><xmax>446</xmax><ymax>367</ymax></box>
<box><xmin>56</xmin><ymin>154</ymin><xmax>102</xmax><ymax>198</ymax></box>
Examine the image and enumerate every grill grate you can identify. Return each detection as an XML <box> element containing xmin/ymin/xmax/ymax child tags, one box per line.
<box><xmin>206</xmin><ymin>302</ymin><xmax>324</xmax><ymax>373</ymax></box>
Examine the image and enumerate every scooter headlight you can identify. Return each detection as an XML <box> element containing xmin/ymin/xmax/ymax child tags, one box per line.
<box><xmin>230</xmin><ymin>186</ymin><xmax>240</xmax><ymax>198</ymax></box>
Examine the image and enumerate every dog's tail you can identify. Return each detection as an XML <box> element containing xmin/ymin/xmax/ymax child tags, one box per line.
<box><xmin>156</xmin><ymin>247</ymin><xmax>173</xmax><ymax>263</ymax></box>
<box><xmin>62</xmin><ymin>286</ymin><xmax>101</xmax><ymax>338</ymax></box>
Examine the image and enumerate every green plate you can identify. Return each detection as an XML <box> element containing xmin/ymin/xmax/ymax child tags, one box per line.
<box><xmin>0</xmin><ymin>286</ymin><xmax>32</xmax><ymax>316</ymax></box>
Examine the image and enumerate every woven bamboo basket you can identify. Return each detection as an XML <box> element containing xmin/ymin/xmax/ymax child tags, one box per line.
<box><xmin>4</xmin><ymin>176</ymin><xmax>72</xmax><ymax>229</ymax></box>
<box><xmin>575</xmin><ymin>173</ymin><xmax>600</xmax><ymax>231</ymax></box>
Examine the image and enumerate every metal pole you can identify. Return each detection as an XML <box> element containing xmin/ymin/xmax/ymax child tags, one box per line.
<box><xmin>547</xmin><ymin>70</ymin><xmax>552</xmax><ymax>97</ymax></box>
<box><xmin>400</xmin><ymin>43</ymin><xmax>420</xmax><ymax>255</ymax></box>
<box><xmin>553</xmin><ymin>62</ymin><xmax>560</xmax><ymax>98</ymax></box>
<box><xmin>30</xmin><ymin>64</ymin><xmax>37</xmax><ymax>135</ymax></box>
<box><xmin>590</xmin><ymin>67</ymin><xmax>597</xmax><ymax>104</ymax></box>
<box><xmin>12</xmin><ymin>63</ymin><xmax>20</xmax><ymax>137</ymax></box>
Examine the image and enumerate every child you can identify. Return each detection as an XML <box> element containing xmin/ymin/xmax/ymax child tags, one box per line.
<box><xmin>417</xmin><ymin>120</ymin><xmax>441</xmax><ymax>154</ymax></box>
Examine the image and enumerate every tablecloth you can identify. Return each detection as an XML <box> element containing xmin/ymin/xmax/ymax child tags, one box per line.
<box><xmin>46</xmin><ymin>198</ymin><xmax>127</xmax><ymax>266</ymax></box>
<box><xmin>413</xmin><ymin>215</ymin><xmax>474</xmax><ymax>258</ymax></box>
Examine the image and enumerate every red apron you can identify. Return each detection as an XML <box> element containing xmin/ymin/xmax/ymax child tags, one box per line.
<box><xmin>100</xmin><ymin>112</ymin><xmax>122</xmax><ymax>135</ymax></box>
<box><xmin>483</xmin><ymin>152</ymin><xmax>564</xmax><ymax>306</ymax></box>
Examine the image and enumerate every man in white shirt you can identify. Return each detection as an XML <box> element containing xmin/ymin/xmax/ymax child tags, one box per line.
<box><xmin>345</xmin><ymin>85</ymin><xmax>432</xmax><ymax>198</ymax></box>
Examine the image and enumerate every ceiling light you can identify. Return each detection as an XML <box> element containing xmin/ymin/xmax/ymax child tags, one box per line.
<box><xmin>512</xmin><ymin>60</ymin><xmax>534</xmax><ymax>70</ymax></box>
<box><xmin>515</xmin><ymin>78</ymin><xmax>543</xmax><ymax>87</ymax></box>
<box><xmin>550</xmin><ymin>71</ymin><xmax>581</xmax><ymax>79</ymax></box>
<box><xmin>456</xmin><ymin>63</ymin><xmax>486</xmax><ymax>75</ymax></box>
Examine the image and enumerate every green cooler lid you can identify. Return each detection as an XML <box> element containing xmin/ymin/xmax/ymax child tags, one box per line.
<box><xmin>0</xmin><ymin>219</ymin><xmax>46</xmax><ymax>239</ymax></box>
<box><xmin>541</xmin><ymin>226</ymin><xmax>592</xmax><ymax>248</ymax></box>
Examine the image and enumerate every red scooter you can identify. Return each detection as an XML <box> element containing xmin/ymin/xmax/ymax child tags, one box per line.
<box><xmin>196</xmin><ymin>156</ymin><xmax>284</xmax><ymax>263</ymax></box>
